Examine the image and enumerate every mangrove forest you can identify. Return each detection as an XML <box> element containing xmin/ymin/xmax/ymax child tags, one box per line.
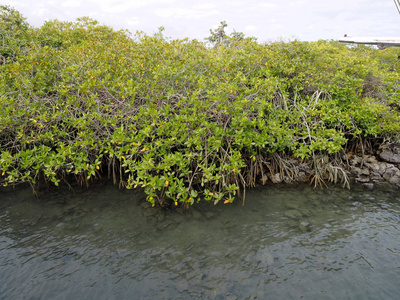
<box><xmin>1</xmin><ymin>6</ymin><xmax>400</xmax><ymax>207</ymax></box>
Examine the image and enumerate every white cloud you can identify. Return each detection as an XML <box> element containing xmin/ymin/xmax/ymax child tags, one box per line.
<box><xmin>193</xmin><ymin>3</ymin><xmax>216</xmax><ymax>10</ymax></box>
<box><xmin>88</xmin><ymin>0</ymin><xmax>177</xmax><ymax>13</ymax></box>
<box><xmin>31</xmin><ymin>8</ymin><xmax>48</xmax><ymax>17</ymax></box>
<box><xmin>125</xmin><ymin>17</ymin><xmax>139</xmax><ymax>26</ymax></box>
<box><xmin>62</xmin><ymin>0</ymin><xmax>81</xmax><ymax>8</ymax></box>
<box><xmin>5</xmin><ymin>1</ymin><xmax>18</xmax><ymax>6</ymax></box>
<box><xmin>229</xmin><ymin>1</ymin><xmax>247</xmax><ymax>6</ymax></box>
<box><xmin>245</xmin><ymin>25</ymin><xmax>257</xmax><ymax>31</ymax></box>
<box><xmin>336</xmin><ymin>12</ymin><xmax>356</xmax><ymax>21</ymax></box>
<box><xmin>258</xmin><ymin>2</ymin><xmax>278</xmax><ymax>9</ymax></box>
<box><xmin>153</xmin><ymin>7</ymin><xmax>219</xmax><ymax>19</ymax></box>
<box><xmin>6</xmin><ymin>0</ymin><xmax>400</xmax><ymax>42</ymax></box>
<box><xmin>294</xmin><ymin>0</ymin><xmax>309</xmax><ymax>5</ymax></box>
<box><xmin>270</xmin><ymin>23</ymin><xmax>283</xmax><ymax>30</ymax></box>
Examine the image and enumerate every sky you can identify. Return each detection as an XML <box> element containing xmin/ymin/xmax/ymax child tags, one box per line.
<box><xmin>5</xmin><ymin>0</ymin><xmax>400</xmax><ymax>42</ymax></box>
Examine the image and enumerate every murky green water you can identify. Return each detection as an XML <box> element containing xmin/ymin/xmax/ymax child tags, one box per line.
<box><xmin>1</xmin><ymin>181</ymin><xmax>400</xmax><ymax>299</ymax></box>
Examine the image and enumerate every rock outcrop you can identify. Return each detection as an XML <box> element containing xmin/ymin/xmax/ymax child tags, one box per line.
<box><xmin>378</xmin><ymin>143</ymin><xmax>400</xmax><ymax>164</ymax></box>
<box><xmin>258</xmin><ymin>142</ymin><xmax>400</xmax><ymax>189</ymax></box>
<box><xmin>348</xmin><ymin>142</ymin><xmax>400</xmax><ymax>188</ymax></box>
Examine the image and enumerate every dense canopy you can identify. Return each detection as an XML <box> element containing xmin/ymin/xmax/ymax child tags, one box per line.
<box><xmin>1</xmin><ymin>6</ymin><xmax>400</xmax><ymax>207</ymax></box>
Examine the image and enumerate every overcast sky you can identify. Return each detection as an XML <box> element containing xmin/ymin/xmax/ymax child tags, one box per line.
<box><xmin>5</xmin><ymin>0</ymin><xmax>400</xmax><ymax>42</ymax></box>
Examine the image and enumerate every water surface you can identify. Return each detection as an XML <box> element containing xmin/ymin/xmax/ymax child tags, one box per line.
<box><xmin>1</xmin><ymin>181</ymin><xmax>400</xmax><ymax>299</ymax></box>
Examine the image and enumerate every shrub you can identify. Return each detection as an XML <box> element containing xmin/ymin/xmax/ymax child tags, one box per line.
<box><xmin>1</xmin><ymin>9</ymin><xmax>400</xmax><ymax>207</ymax></box>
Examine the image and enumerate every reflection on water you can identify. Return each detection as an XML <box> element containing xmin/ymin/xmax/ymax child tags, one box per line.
<box><xmin>1</xmin><ymin>181</ymin><xmax>400</xmax><ymax>299</ymax></box>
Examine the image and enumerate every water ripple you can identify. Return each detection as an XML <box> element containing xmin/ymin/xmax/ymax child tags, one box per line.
<box><xmin>1</xmin><ymin>183</ymin><xmax>400</xmax><ymax>299</ymax></box>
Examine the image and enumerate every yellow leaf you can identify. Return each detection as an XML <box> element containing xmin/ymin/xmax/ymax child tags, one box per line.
<box><xmin>175</xmin><ymin>201</ymin><xmax>178</xmax><ymax>206</ymax></box>
<box><xmin>165</xmin><ymin>180</ymin><xmax>169</xmax><ymax>186</ymax></box>
<box><xmin>224</xmin><ymin>200</ymin><xmax>230</xmax><ymax>204</ymax></box>
<box><xmin>2</xmin><ymin>171</ymin><xmax>5</xmax><ymax>176</ymax></box>
<box><xmin>96</xmin><ymin>166</ymin><xmax>100</xmax><ymax>170</ymax></box>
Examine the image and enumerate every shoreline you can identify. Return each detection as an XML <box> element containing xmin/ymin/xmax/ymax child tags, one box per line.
<box><xmin>2</xmin><ymin>142</ymin><xmax>399</xmax><ymax>202</ymax></box>
<box><xmin>257</xmin><ymin>142</ymin><xmax>400</xmax><ymax>190</ymax></box>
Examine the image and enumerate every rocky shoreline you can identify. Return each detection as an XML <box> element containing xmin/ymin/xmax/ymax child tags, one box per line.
<box><xmin>348</xmin><ymin>143</ymin><xmax>400</xmax><ymax>189</ymax></box>
<box><xmin>261</xmin><ymin>142</ymin><xmax>400</xmax><ymax>189</ymax></box>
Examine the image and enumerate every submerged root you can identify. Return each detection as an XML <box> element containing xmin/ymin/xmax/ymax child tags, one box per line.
<box><xmin>243</xmin><ymin>152</ymin><xmax>299</xmax><ymax>186</ymax></box>
<box><xmin>310</xmin><ymin>154</ymin><xmax>350</xmax><ymax>189</ymax></box>
<box><xmin>270</xmin><ymin>152</ymin><xmax>299</xmax><ymax>182</ymax></box>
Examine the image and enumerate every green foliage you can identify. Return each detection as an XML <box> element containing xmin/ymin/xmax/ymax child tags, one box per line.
<box><xmin>205</xmin><ymin>21</ymin><xmax>255</xmax><ymax>47</ymax></box>
<box><xmin>0</xmin><ymin>5</ymin><xmax>31</xmax><ymax>63</ymax></box>
<box><xmin>33</xmin><ymin>17</ymin><xmax>121</xmax><ymax>49</ymax></box>
<box><xmin>1</xmin><ymin>8</ymin><xmax>400</xmax><ymax>207</ymax></box>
